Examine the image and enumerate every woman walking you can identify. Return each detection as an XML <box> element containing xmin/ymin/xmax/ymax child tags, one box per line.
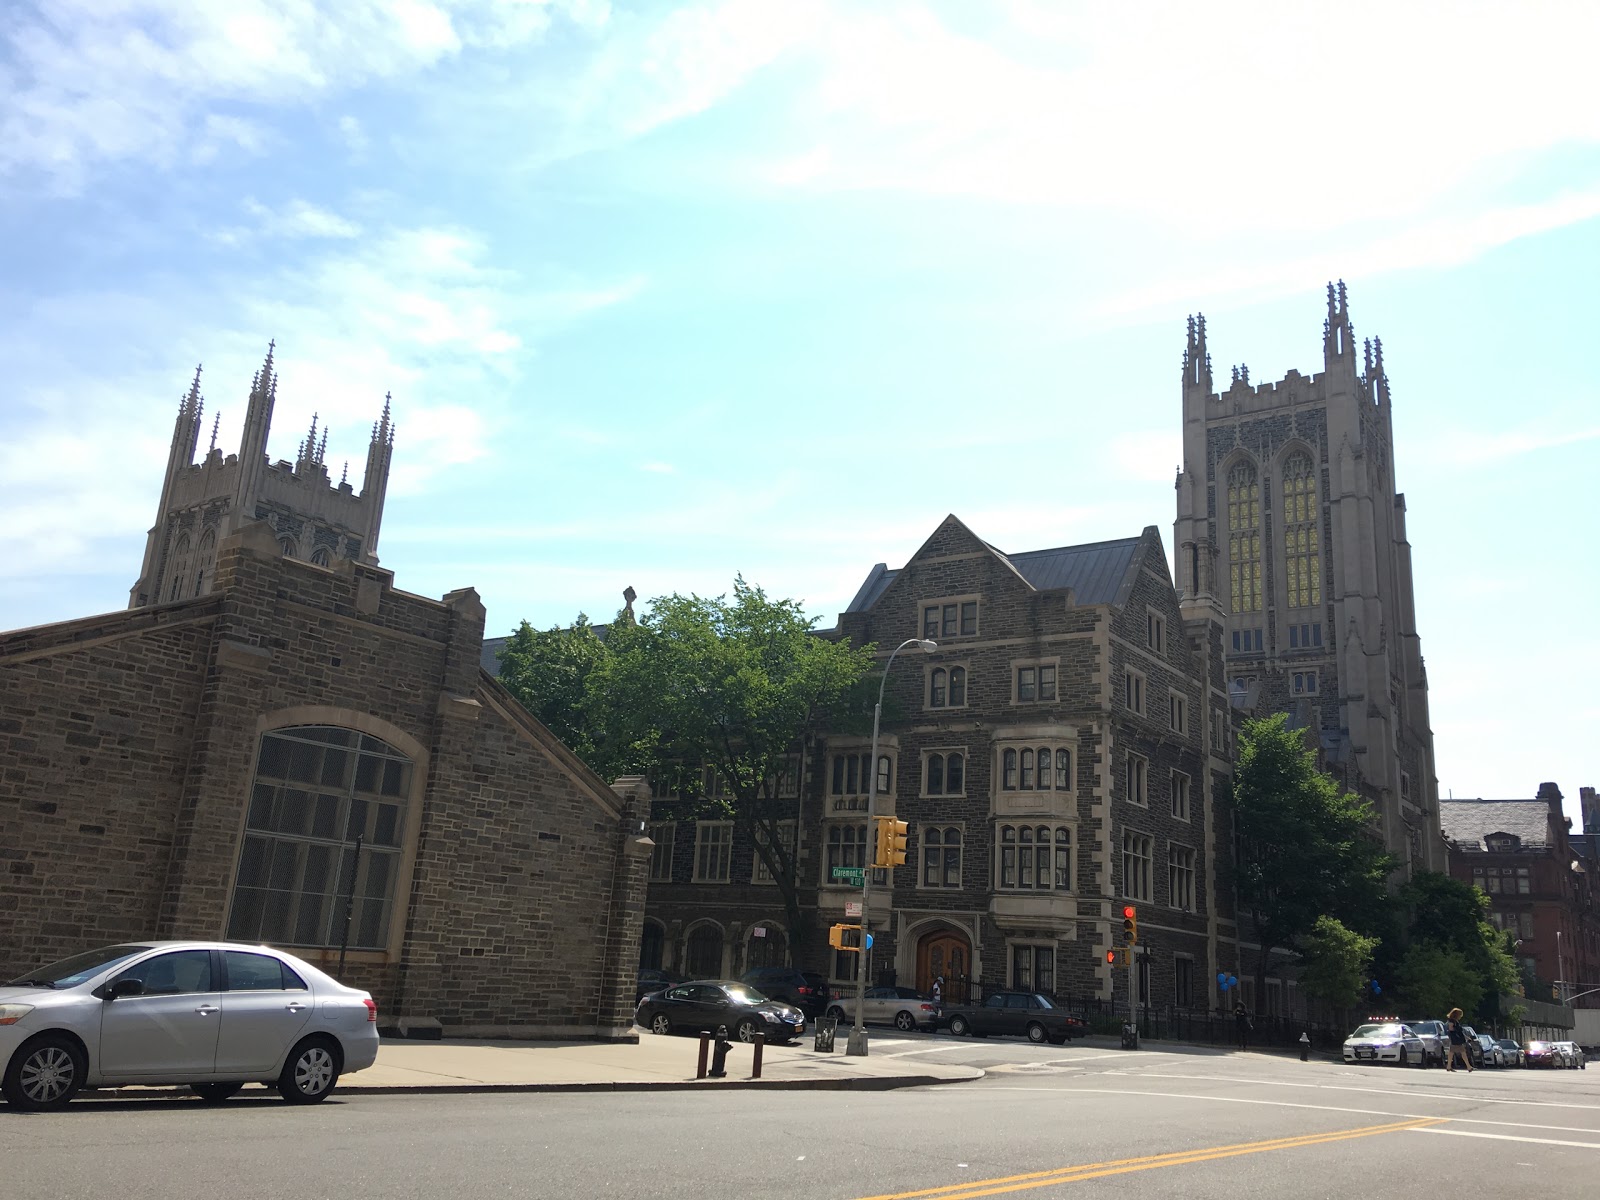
<box><xmin>1445</xmin><ymin>1007</ymin><xmax>1474</xmax><ymax>1072</ymax></box>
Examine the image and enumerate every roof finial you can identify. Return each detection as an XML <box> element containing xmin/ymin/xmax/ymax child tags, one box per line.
<box><xmin>210</xmin><ymin>411</ymin><xmax>220</xmax><ymax>451</ymax></box>
<box><xmin>317</xmin><ymin>428</ymin><xmax>328</xmax><ymax>463</ymax></box>
<box><xmin>340</xmin><ymin>460</ymin><xmax>349</xmax><ymax>486</ymax></box>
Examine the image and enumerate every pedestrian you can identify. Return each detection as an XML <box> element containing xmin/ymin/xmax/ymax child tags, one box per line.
<box><xmin>931</xmin><ymin>976</ymin><xmax>942</xmax><ymax>1008</ymax></box>
<box><xmin>1234</xmin><ymin>1002</ymin><xmax>1252</xmax><ymax>1051</ymax></box>
<box><xmin>1444</xmin><ymin>1007</ymin><xmax>1474</xmax><ymax>1072</ymax></box>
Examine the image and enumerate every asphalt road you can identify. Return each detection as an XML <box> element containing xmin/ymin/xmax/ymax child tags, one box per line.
<box><xmin>6</xmin><ymin>1035</ymin><xmax>1597</xmax><ymax>1199</ymax></box>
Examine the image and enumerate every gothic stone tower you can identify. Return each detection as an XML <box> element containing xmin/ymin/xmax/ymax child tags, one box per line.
<box><xmin>1172</xmin><ymin>283</ymin><xmax>1443</xmax><ymax>874</ymax></box>
<box><xmin>129</xmin><ymin>343</ymin><xmax>395</xmax><ymax>608</ymax></box>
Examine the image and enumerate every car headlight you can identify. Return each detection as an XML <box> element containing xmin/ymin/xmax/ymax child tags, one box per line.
<box><xmin>0</xmin><ymin>1004</ymin><xmax>34</xmax><ymax>1025</ymax></box>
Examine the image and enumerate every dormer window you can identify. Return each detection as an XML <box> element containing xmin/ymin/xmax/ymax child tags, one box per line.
<box><xmin>1484</xmin><ymin>833</ymin><xmax>1520</xmax><ymax>853</ymax></box>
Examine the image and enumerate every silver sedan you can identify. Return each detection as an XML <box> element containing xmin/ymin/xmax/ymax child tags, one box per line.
<box><xmin>1</xmin><ymin>941</ymin><xmax>380</xmax><ymax>1111</ymax></box>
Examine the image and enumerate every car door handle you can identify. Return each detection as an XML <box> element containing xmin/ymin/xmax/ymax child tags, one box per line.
<box><xmin>195</xmin><ymin>1004</ymin><xmax>219</xmax><ymax>1015</ymax></box>
<box><xmin>286</xmin><ymin>1002</ymin><xmax>308</xmax><ymax>1012</ymax></box>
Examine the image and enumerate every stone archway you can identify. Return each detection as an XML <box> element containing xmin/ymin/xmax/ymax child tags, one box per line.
<box><xmin>684</xmin><ymin>922</ymin><xmax>724</xmax><ymax>979</ymax></box>
<box><xmin>916</xmin><ymin>927</ymin><xmax>973</xmax><ymax>1005</ymax></box>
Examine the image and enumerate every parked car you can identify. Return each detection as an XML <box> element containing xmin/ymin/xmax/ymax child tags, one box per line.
<box><xmin>1</xmin><ymin>941</ymin><xmax>379</xmax><ymax>1112</ymax></box>
<box><xmin>1496</xmin><ymin>1038</ymin><xmax>1525</xmax><ymax>1067</ymax></box>
<box><xmin>941</xmin><ymin>991</ymin><xmax>1088</xmax><ymax>1044</ymax></box>
<box><xmin>1524</xmin><ymin>1039</ymin><xmax>1560</xmax><ymax>1068</ymax></box>
<box><xmin>1460</xmin><ymin>1024</ymin><xmax>1485</xmax><ymax>1068</ymax></box>
<box><xmin>1405</xmin><ymin>1019</ymin><xmax>1447</xmax><ymax>1067</ymax></box>
<box><xmin>1552</xmin><ymin>1040</ymin><xmax>1586</xmax><ymax>1069</ymax></box>
<box><xmin>825</xmin><ymin>986</ymin><xmax>940</xmax><ymax>1032</ymax></box>
<box><xmin>1475</xmin><ymin>1033</ymin><xmax>1504</xmax><ymax>1067</ymax></box>
<box><xmin>739</xmin><ymin>967</ymin><xmax>831</xmax><ymax>1018</ymax></box>
<box><xmin>635</xmin><ymin>980</ymin><xmax>805</xmax><ymax>1043</ymax></box>
<box><xmin>1342</xmin><ymin>1022</ymin><xmax>1426</xmax><ymax>1067</ymax></box>
<box><xmin>635</xmin><ymin>966</ymin><xmax>689</xmax><ymax>1003</ymax></box>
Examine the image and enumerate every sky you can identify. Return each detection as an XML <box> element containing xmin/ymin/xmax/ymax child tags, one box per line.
<box><xmin>2</xmin><ymin>1</ymin><xmax>1597</xmax><ymax>822</ymax></box>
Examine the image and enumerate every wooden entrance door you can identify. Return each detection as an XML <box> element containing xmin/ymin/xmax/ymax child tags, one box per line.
<box><xmin>917</xmin><ymin>930</ymin><xmax>972</xmax><ymax>1005</ymax></box>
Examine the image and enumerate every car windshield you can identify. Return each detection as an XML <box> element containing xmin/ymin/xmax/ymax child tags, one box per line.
<box><xmin>7</xmin><ymin>943</ymin><xmax>153</xmax><ymax>988</ymax></box>
<box><xmin>1351</xmin><ymin>1024</ymin><xmax>1403</xmax><ymax>1038</ymax></box>
<box><xmin>1497</xmin><ymin>1039</ymin><xmax>1517</xmax><ymax>1048</ymax></box>
<box><xmin>723</xmin><ymin>985</ymin><xmax>769</xmax><ymax>1006</ymax></box>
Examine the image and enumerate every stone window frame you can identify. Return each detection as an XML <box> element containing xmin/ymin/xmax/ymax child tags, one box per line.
<box><xmin>920</xmin><ymin>594</ymin><xmax>981</xmax><ymax>641</ymax></box>
<box><xmin>751</xmin><ymin>820</ymin><xmax>796</xmax><ymax>885</ymax></box>
<box><xmin>925</xmin><ymin>663</ymin><xmax>971</xmax><ymax>710</ymax></box>
<box><xmin>1121</xmin><ymin>829</ymin><xmax>1153</xmax><ymax>902</ymax></box>
<box><xmin>1012</xmin><ymin>657</ymin><xmax>1059</xmax><ymax>705</ymax></box>
<box><xmin>1292</xmin><ymin>669</ymin><xmax>1319</xmax><ymax>695</ymax></box>
<box><xmin>221</xmin><ymin>707</ymin><xmax>429</xmax><ymax>966</ymax></box>
<box><xmin>1169</xmin><ymin>690</ymin><xmax>1186</xmax><ymax>735</ymax></box>
<box><xmin>1225</xmin><ymin>455</ymin><xmax>1263</xmax><ymax>614</ymax></box>
<box><xmin>922</xmin><ymin>747</ymin><xmax>968</xmax><ymax>797</ymax></box>
<box><xmin>1127</xmin><ymin>752</ymin><xmax>1149</xmax><ymax>807</ymax></box>
<box><xmin>1124</xmin><ymin>668</ymin><xmax>1146</xmax><ymax>716</ymax></box>
<box><xmin>828</xmin><ymin>748</ymin><xmax>894</xmax><ymax>800</ymax></box>
<box><xmin>1145</xmin><ymin>609</ymin><xmax>1166</xmax><ymax>655</ymax></box>
<box><xmin>692</xmin><ymin>820</ymin><xmax>733</xmax><ymax>884</ymax></box>
<box><xmin>1170</xmin><ymin>771</ymin><xmax>1191</xmax><ymax>823</ymax></box>
<box><xmin>1008</xmin><ymin>941</ymin><xmax>1056</xmax><ymax>994</ymax></box>
<box><xmin>996</xmin><ymin>822</ymin><xmax>1073</xmax><ymax>893</ymax></box>
<box><xmin>919</xmin><ymin>824</ymin><xmax>964</xmax><ymax>890</ymax></box>
<box><xmin>1168</xmin><ymin>842</ymin><xmax>1196</xmax><ymax>912</ymax></box>
<box><xmin>1279</xmin><ymin>447</ymin><xmax>1323</xmax><ymax>610</ymax></box>
<box><xmin>646</xmin><ymin>821</ymin><xmax>676</xmax><ymax>883</ymax></box>
<box><xmin>823</xmin><ymin>821</ymin><xmax>874</xmax><ymax>882</ymax></box>
<box><xmin>997</xmin><ymin>744</ymin><xmax>1074</xmax><ymax>794</ymax></box>
<box><xmin>1287</xmin><ymin>621</ymin><xmax>1324</xmax><ymax>650</ymax></box>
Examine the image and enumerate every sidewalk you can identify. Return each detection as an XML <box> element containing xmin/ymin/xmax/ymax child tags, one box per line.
<box><xmin>338</xmin><ymin>1031</ymin><xmax>983</xmax><ymax>1094</ymax></box>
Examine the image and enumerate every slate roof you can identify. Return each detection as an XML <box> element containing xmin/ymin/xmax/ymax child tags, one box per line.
<box><xmin>845</xmin><ymin>534</ymin><xmax>1144</xmax><ymax>614</ymax></box>
<box><xmin>1438</xmin><ymin>798</ymin><xmax>1554</xmax><ymax>850</ymax></box>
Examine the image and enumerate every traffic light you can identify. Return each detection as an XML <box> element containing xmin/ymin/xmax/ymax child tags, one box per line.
<box><xmin>828</xmin><ymin>924</ymin><xmax>863</xmax><ymax>952</ymax></box>
<box><xmin>1105</xmin><ymin>948</ymin><xmax>1129</xmax><ymax>967</ymax></box>
<box><xmin>875</xmin><ymin>816</ymin><xmax>910</xmax><ymax>868</ymax></box>
<box><xmin>1122</xmin><ymin>904</ymin><xmax>1138</xmax><ymax>945</ymax></box>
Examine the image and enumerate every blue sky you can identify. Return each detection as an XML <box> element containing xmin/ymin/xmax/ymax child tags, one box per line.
<box><xmin>2</xmin><ymin>1</ymin><xmax>1597</xmax><ymax>820</ymax></box>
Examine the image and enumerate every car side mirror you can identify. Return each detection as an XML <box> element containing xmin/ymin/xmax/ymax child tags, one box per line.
<box><xmin>100</xmin><ymin>977</ymin><xmax>145</xmax><ymax>1000</ymax></box>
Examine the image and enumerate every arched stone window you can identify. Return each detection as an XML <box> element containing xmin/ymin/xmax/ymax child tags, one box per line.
<box><xmin>311</xmin><ymin>546</ymin><xmax>332</xmax><ymax>567</ymax></box>
<box><xmin>1226</xmin><ymin>461</ymin><xmax>1262</xmax><ymax>613</ymax></box>
<box><xmin>226</xmin><ymin>724</ymin><xmax>414</xmax><ymax>951</ymax></box>
<box><xmin>745</xmin><ymin>924</ymin><xmax>787</xmax><ymax>970</ymax></box>
<box><xmin>639</xmin><ymin>921</ymin><xmax>665</xmax><ymax>970</ymax></box>
<box><xmin>195</xmin><ymin>529</ymin><xmax>217</xmax><ymax>596</ymax></box>
<box><xmin>1282</xmin><ymin>452</ymin><xmax>1321</xmax><ymax>608</ymax></box>
<box><xmin>685</xmin><ymin>924</ymin><xmax>723</xmax><ymax>978</ymax></box>
<box><xmin>167</xmin><ymin>533</ymin><xmax>192</xmax><ymax>602</ymax></box>
<box><xmin>278</xmin><ymin>537</ymin><xmax>297</xmax><ymax>559</ymax></box>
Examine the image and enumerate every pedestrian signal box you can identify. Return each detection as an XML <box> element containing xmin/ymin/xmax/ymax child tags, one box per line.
<box><xmin>1105</xmin><ymin>947</ymin><xmax>1129</xmax><ymax>967</ymax></box>
<box><xmin>828</xmin><ymin>924</ymin><xmax>864</xmax><ymax>952</ymax></box>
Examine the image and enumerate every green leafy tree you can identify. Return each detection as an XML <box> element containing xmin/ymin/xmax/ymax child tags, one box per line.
<box><xmin>1228</xmin><ymin>714</ymin><xmax>1393</xmax><ymax>1001</ymax></box>
<box><xmin>495</xmin><ymin>614</ymin><xmax>614</xmax><ymax>766</ymax></box>
<box><xmin>1298</xmin><ymin>915</ymin><xmax>1379</xmax><ymax>1025</ymax></box>
<box><xmin>1396</xmin><ymin>942</ymin><xmax>1482</xmax><ymax>1020</ymax></box>
<box><xmin>582</xmin><ymin>578</ymin><xmax>876</xmax><ymax>950</ymax></box>
<box><xmin>1398</xmin><ymin>871</ymin><xmax>1519</xmax><ymax>1020</ymax></box>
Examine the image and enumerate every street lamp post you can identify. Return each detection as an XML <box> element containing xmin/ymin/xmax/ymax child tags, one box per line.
<box><xmin>1557</xmin><ymin>930</ymin><xmax>1567</xmax><ymax>1005</ymax></box>
<box><xmin>845</xmin><ymin>636</ymin><xmax>935</xmax><ymax>1057</ymax></box>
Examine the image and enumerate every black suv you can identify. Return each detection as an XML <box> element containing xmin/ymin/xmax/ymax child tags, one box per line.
<box><xmin>741</xmin><ymin>967</ymin><xmax>830</xmax><ymax>1017</ymax></box>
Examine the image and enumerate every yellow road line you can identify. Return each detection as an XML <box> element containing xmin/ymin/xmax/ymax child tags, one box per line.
<box><xmin>854</xmin><ymin>1117</ymin><xmax>1445</xmax><ymax>1200</ymax></box>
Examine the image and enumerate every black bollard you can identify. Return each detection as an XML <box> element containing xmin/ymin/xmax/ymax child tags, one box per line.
<box><xmin>709</xmin><ymin>1028</ymin><xmax>731</xmax><ymax>1078</ymax></box>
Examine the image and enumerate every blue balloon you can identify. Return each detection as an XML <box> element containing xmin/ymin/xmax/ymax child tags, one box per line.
<box><xmin>1216</xmin><ymin>972</ymin><xmax>1227</xmax><ymax>984</ymax></box>
<box><xmin>865</xmin><ymin>933</ymin><xmax>874</xmax><ymax>950</ymax></box>
<box><xmin>1227</xmin><ymin>975</ymin><xmax>1237</xmax><ymax>987</ymax></box>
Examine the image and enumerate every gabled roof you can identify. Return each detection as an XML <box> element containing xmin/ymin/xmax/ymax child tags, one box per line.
<box><xmin>1439</xmin><ymin>798</ymin><xmax>1553</xmax><ymax>850</ymax></box>
<box><xmin>844</xmin><ymin>526</ymin><xmax>1144</xmax><ymax>614</ymax></box>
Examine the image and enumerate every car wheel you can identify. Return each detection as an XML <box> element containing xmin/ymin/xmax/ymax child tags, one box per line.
<box><xmin>735</xmin><ymin>1018</ymin><xmax>761</xmax><ymax>1043</ymax></box>
<box><xmin>827</xmin><ymin>1006</ymin><xmax>847</xmax><ymax>1022</ymax></box>
<box><xmin>949</xmin><ymin>1015</ymin><xmax>971</xmax><ymax>1037</ymax></box>
<box><xmin>1026</xmin><ymin>1022</ymin><xmax>1048</xmax><ymax>1045</ymax></box>
<box><xmin>192</xmin><ymin>1082</ymin><xmax>245</xmax><ymax>1103</ymax></box>
<box><xmin>894</xmin><ymin>1011</ymin><xmax>917</xmax><ymax>1032</ymax></box>
<box><xmin>650</xmin><ymin>1014</ymin><xmax>672</xmax><ymax>1035</ymax></box>
<box><xmin>2</xmin><ymin>1034</ymin><xmax>85</xmax><ymax>1112</ymax></box>
<box><xmin>277</xmin><ymin>1037</ymin><xmax>340</xmax><ymax>1105</ymax></box>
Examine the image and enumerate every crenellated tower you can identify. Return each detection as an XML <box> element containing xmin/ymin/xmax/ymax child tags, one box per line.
<box><xmin>1172</xmin><ymin>283</ymin><xmax>1443</xmax><ymax>875</ymax></box>
<box><xmin>130</xmin><ymin>344</ymin><xmax>396</xmax><ymax>608</ymax></box>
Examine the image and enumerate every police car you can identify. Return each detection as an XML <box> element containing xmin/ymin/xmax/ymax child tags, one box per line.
<box><xmin>1342</xmin><ymin>1020</ymin><xmax>1426</xmax><ymax>1067</ymax></box>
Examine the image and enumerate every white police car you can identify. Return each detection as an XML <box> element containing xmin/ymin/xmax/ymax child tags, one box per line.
<box><xmin>1342</xmin><ymin>1021</ymin><xmax>1425</xmax><ymax>1067</ymax></box>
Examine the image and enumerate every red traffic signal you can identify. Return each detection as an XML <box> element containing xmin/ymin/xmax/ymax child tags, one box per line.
<box><xmin>1122</xmin><ymin>905</ymin><xmax>1138</xmax><ymax>945</ymax></box>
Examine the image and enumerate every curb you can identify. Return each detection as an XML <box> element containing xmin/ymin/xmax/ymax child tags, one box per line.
<box><xmin>81</xmin><ymin>1070</ymin><xmax>982</xmax><ymax>1101</ymax></box>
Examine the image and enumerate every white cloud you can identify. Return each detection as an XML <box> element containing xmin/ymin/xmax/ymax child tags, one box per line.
<box><xmin>1427</xmin><ymin>424</ymin><xmax>1600</xmax><ymax>467</ymax></box>
<box><xmin>0</xmin><ymin>0</ymin><xmax>597</xmax><ymax>187</ymax></box>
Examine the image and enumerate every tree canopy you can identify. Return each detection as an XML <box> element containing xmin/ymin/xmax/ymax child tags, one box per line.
<box><xmin>1228</xmin><ymin>714</ymin><xmax>1393</xmax><ymax>998</ymax></box>
<box><xmin>1397</xmin><ymin>871</ymin><xmax>1519</xmax><ymax>1020</ymax></box>
<box><xmin>1298</xmin><ymin>915</ymin><xmax>1379</xmax><ymax>1017</ymax></box>
<box><xmin>498</xmin><ymin>578</ymin><xmax>877</xmax><ymax>949</ymax></box>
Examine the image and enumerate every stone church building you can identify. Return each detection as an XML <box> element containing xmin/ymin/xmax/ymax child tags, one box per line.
<box><xmin>1</xmin><ymin>354</ymin><xmax>650</xmax><ymax>1039</ymax></box>
<box><xmin>1173</xmin><ymin>283</ymin><xmax>1444</xmax><ymax>873</ymax></box>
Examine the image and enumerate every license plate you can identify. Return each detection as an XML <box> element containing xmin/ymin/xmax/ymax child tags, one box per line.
<box><xmin>1356</xmin><ymin>1048</ymin><xmax>1375</xmax><ymax>1058</ymax></box>
<box><xmin>796</xmin><ymin>1023</ymin><xmax>805</xmax><ymax>1034</ymax></box>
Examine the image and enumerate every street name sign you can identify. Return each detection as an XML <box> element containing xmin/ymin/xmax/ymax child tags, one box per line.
<box><xmin>831</xmin><ymin>866</ymin><xmax>865</xmax><ymax>883</ymax></box>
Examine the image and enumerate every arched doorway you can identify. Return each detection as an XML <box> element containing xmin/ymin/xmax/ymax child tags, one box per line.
<box><xmin>685</xmin><ymin>923</ymin><xmax>724</xmax><ymax>979</ymax></box>
<box><xmin>639</xmin><ymin>921</ymin><xmax>665</xmax><ymax>970</ymax></box>
<box><xmin>916</xmin><ymin>928</ymin><xmax>972</xmax><ymax>1005</ymax></box>
<box><xmin>744</xmin><ymin>924</ymin><xmax>788</xmax><ymax>971</ymax></box>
